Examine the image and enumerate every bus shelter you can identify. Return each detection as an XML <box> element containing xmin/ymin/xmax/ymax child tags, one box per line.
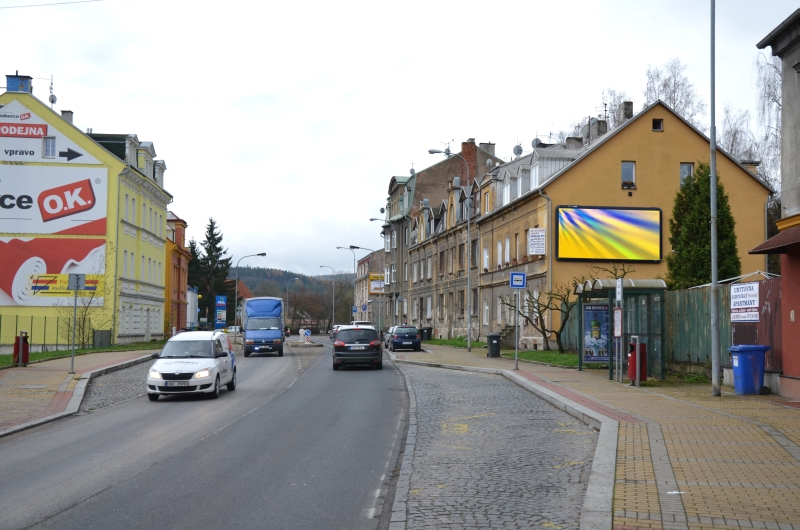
<box><xmin>574</xmin><ymin>279</ymin><xmax>667</xmax><ymax>381</ymax></box>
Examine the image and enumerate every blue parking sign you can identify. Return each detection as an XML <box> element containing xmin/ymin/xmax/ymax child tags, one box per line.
<box><xmin>510</xmin><ymin>272</ymin><xmax>526</xmax><ymax>289</ymax></box>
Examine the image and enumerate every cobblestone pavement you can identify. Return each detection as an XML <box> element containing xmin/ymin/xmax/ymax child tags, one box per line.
<box><xmin>79</xmin><ymin>361</ymin><xmax>150</xmax><ymax>413</ymax></box>
<box><xmin>397</xmin><ymin>363</ymin><xmax>598</xmax><ymax>530</ymax></box>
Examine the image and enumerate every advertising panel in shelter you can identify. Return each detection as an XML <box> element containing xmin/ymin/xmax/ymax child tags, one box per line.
<box><xmin>582</xmin><ymin>303</ymin><xmax>609</xmax><ymax>363</ymax></box>
<box><xmin>0</xmin><ymin>237</ymin><xmax>106</xmax><ymax>306</ymax></box>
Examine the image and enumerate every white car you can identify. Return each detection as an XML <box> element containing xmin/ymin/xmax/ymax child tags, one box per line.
<box><xmin>146</xmin><ymin>331</ymin><xmax>236</xmax><ymax>400</ymax></box>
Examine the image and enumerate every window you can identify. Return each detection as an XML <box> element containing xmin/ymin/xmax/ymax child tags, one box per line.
<box><xmin>385</xmin><ymin>236</ymin><xmax>390</xmax><ymax>252</ymax></box>
<box><xmin>498</xmin><ymin>297</ymin><xmax>504</xmax><ymax>325</ymax></box>
<box><xmin>413</xmin><ymin>262</ymin><xmax>418</xmax><ymax>283</ymax></box>
<box><xmin>514</xmin><ymin>233</ymin><xmax>519</xmax><ymax>262</ymax></box>
<box><xmin>504</xmin><ymin>237</ymin><xmax>510</xmax><ymax>264</ymax></box>
<box><xmin>142</xmin><ymin>203</ymin><xmax>146</xmax><ymax>228</ymax></box>
<box><xmin>395</xmin><ymin>298</ymin><xmax>399</xmax><ymax>316</ymax></box>
<box><xmin>471</xmin><ymin>240</ymin><xmax>478</xmax><ymax>268</ymax></box>
<box><xmin>484</xmin><ymin>191</ymin><xmax>490</xmax><ymax>214</ymax></box>
<box><xmin>404</xmin><ymin>227</ymin><xmax>409</xmax><ymax>246</ymax></box>
<box><xmin>43</xmin><ymin>137</ymin><xmax>56</xmax><ymax>158</ymax></box>
<box><xmin>130</xmin><ymin>253</ymin><xmax>135</xmax><ymax>279</ymax></box>
<box><xmin>471</xmin><ymin>289</ymin><xmax>478</xmax><ymax>316</ymax></box>
<box><xmin>458</xmin><ymin>244</ymin><xmax>464</xmax><ymax>270</ymax></box>
<box><xmin>439</xmin><ymin>251</ymin><xmax>445</xmax><ymax>276</ymax></box>
<box><xmin>652</xmin><ymin>119</ymin><xmax>663</xmax><ymax>131</ymax></box>
<box><xmin>392</xmin><ymin>230</ymin><xmax>397</xmax><ymax>249</ymax></box>
<box><xmin>438</xmin><ymin>294</ymin><xmax>444</xmax><ymax>318</ymax></box>
<box><xmin>124</xmin><ymin>195</ymin><xmax>129</xmax><ymax>223</ymax></box>
<box><xmin>391</xmin><ymin>264</ymin><xmax>396</xmax><ymax>283</ymax></box>
<box><xmin>621</xmin><ymin>161</ymin><xmax>635</xmax><ymax>189</ymax></box>
<box><xmin>426</xmin><ymin>296</ymin><xmax>432</xmax><ymax>319</ymax></box>
<box><xmin>131</xmin><ymin>198</ymin><xmax>136</xmax><ymax>224</ymax></box>
<box><xmin>502</xmin><ymin>183</ymin><xmax>510</xmax><ymax>205</ymax></box>
<box><xmin>496</xmin><ymin>242</ymin><xmax>502</xmax><ymax>268</ymax></box>
<box><xmin>404</xmin><ymin>262</ymin><xmax>408</xmax><ymax>282</ymax></box>
<box><xmin>426</xmin><ymin>257</ymin><xmax>432</xmax><ymax>279</ymax></box>
<box><xmin>483</xmin><ymin>300</ymin><xmax>489</xmax><ymax>325</ymax></box>
<box><xmin>123</xmin><ymin>250</ymin><xmax>128</xmax><ymax>277</ymax></box>
<box><xmin>141</xmin><ymin>256</ymin><xmax>145</xmax><ymax>281</ymax></box>
<box><xmin>403</xmin><ymin>298</ymin><xmax>407</xmax><ymax>315</ymax></box>
<box><xmin>458</xmin><ymin>290</ymin><xmax>464</xmax><ymax>315</ymax></box>
<box><xmin>680</xmin><ymin>163</ymin><xmax>694</xmax><ymax>185</ymax></box>
<box><xmin>483</xmin><ymin>247</ymin><xmax>489</xmax><ymax>270</ymax></box>
<box><xmin>385</xmin><ymin>266</ymin><xmax>390</xmax><ymax>285</ymax></box>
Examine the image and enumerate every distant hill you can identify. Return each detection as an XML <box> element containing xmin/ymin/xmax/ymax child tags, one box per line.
<box><xmin>231</xmin><ymin>266</ymin><xmax>352</xmax><ymax>298</ymax></box>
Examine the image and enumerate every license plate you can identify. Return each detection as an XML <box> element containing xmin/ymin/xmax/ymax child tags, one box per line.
<box><xmin>351</xmin><ymin>346</ymin><xmax>365</xmax><ymax>350</ymax></box>
<box><xmin>402</xmin><ymin>342</ymin><xmax>411</xmax><ymax>345</ymax></box>
<box><xmin>166</xmin><ymin>381</ymin><xmax>189</xmax><ymax>387</ymax></box>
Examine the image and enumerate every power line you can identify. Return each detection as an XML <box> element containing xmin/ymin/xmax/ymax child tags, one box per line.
<box><xmin>0</xmin><ymin>0</ymin><xmax>104</xmax><ymax>9</ymax></box>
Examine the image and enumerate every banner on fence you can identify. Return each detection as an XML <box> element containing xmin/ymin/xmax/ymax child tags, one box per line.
<box><xmin>731</xmin><ymin>281</ymin><xmax>759</xmax><ymax>322</ymax></box>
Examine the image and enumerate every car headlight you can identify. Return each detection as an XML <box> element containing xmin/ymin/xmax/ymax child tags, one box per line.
<box><xmin>194</xmin><ymin>369</ymin><xmax>211</xmax><ymax>379</ymax></box>
<box><xmin>148</xmin><ymin>370</ymin><xmax>162</xmax><ymax>380</ymax></box>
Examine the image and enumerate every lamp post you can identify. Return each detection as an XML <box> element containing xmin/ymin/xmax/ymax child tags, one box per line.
<box><xmin>234</xmin><ymin>252</ymin><xmax>266</xmax><ymax>341</ymax></box>
<box><xmin>286</xmin><ymin>277</ymin><xmax>300</xmax><ymax>331</ymax></box>
<box><xmin>319</xmin><ymin>265</ymin><xmax>335</xmax><ymax>331</ymax></box>
<box><xmin>350</xmin><ymin>245</ymin><xmax>381</xmax><ymax>334</ymax></box>
<box><xmin>337</xmin><ymin>246</ymin><xmax>357</xmax><ymax>321</ymax></box>
<box><xmin>429</xmin><ymin>147</ymin><xmax>473</xmax><ymax>352</ymax></box>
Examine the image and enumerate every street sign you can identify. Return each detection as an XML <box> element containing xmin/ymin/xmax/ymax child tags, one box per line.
<box><xmin>510</xmin><ymin>272</ymin><xmax>526</xmax><ymax>289</ymax></box>
<box><xmin>616</xmin><ymin>278</ymin><xmax>623</xmax><ymax>302</ymax></box>
<box><xmin>304</xmin><ymin>329</ymin><xmax>311</xmax><ymax>336</ymax></box>
<box><xmin>362</xmin><ymin>304</ymin><xmax>367</xmax><ymax>311</ymax></box>
<box><xmin>352</xmin><ymin>306</ymin><xmax>357</xmax><ymax>313</ymax></box>
<box><xmin>67</xmin><ymin>273</ymin><xmax>85</xmax><ymax>290</ymax></box>
<box><xmin>614</xmin><ymin>307</ymin><xmax>622</xmax><ymax>338</ymax></box>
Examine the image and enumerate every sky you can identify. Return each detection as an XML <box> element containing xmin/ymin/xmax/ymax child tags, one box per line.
<box><xmin>1</xmin><ymin>0</ymin><xmax>795</xmax><ymax>277</ymax></box>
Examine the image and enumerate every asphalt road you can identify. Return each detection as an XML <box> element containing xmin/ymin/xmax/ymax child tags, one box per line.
<box><xmin>0</xmin><ymin>340</ymin><xmax>408</xmax><ymax>530</ymax></box>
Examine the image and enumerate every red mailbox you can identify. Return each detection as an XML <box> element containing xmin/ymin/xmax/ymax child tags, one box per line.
<box><xmin>13</xmin><ymin>333</ymin><xmax>30</xmax><ymax>366</ymax></box>
<box><xmin>627</xmin><ymin>342</ymin><xmax>647</xmax><ymax>382</ymax></box>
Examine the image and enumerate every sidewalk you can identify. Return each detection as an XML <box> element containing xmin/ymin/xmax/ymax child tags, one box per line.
<box><xmin>0</xmin><ymin>350</ymin><xmax>157</xmax><ymax>438</ymax></box>
<box><xmin>389</xmin><ymin>344</ymin><xmax>800</xmax><ymax>530</ymax></box>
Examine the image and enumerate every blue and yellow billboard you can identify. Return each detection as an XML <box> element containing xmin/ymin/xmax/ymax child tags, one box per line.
<box><xmin>556</xmin><ymin>206</ymin><xmax>662</xmax><ymax>262</ymax></box>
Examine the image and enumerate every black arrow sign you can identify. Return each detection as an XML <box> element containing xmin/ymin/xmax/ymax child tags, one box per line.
<box><xmin>59</xmin><ymin>148</ymin><xmax>83</xmax><ymax>161</ymax></box>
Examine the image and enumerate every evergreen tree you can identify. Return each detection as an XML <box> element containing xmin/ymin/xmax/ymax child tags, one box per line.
<box><xmin>197</xmin><ymin>218</ymin><xmax>234</xmax><ymax>324</ymax></box>
<box><xmin>187</xmin><ymin>238</ymin><xmax>203</xmax><ymax>289</ymax></box>
<box><xmin>666</xmin><ymin>163</ymin><xmax>741</xmax><ymax>289</ymax></box>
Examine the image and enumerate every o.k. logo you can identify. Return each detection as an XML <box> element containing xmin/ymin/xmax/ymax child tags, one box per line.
<box><xmin>37</xmin><ymin>179</ymin><xmax>96</xmax><ymax>222</ymax></box>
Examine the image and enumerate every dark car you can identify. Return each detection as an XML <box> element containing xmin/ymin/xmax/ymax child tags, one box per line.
<box><xmin>388</xmin><ymin>326</ymin><xmax>421</xmax><ymax>352</ymax></box>
<box><xmin>332</xmin><ymin>326</ymin><xmax>383</xmax><ymax>370</ymax></box>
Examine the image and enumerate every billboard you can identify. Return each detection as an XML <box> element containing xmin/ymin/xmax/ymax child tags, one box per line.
<box><xmin>369</xmin><ymin>273</ymin><xmax>384</xmax><ymax>295</ymax></box>
<box><xmin>0</xmin><ymin>237</ymin><xmax>106</xmax><ymax>306</ymax></box>
<box><xmin>0</xmin><ymin>166</ymin><xmax>108</xmax><ymax>235</ymax></box>
<box><xmin>556</xmin><ymin>206</ymin><xmax>661</xmax><ymax>262</ymax></box>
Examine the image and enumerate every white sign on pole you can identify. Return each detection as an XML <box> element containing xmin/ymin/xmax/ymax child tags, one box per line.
<box><xmin>528</xmin><ymin>228</ymin><xmax>546</xmax><ymax>255</ymax></box>
<box><xmin>510</xmin><ymin>272</ymin><xmax>526</xmax><ymax>289</ymax></box>
<box><xmin>731</xmin><ymin>281</ymin><xmax>759</xmax><ymax>322</ymax></box>
<box><xmin>616</xmin><ymin>278</ymin><xmax>623</xmax><ymax>302</ymax></box>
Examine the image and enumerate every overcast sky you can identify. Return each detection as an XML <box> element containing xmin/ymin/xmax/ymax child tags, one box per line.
<box><xmin>1</xmin><ymin>0</ymin><xmax>795</xmax><ymax>276</ymax></box>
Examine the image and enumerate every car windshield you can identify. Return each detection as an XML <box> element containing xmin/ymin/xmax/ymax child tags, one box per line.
<box><xmin>159</xmin><ymin>340</ymin><xmax>214</xmax><ymax>358</ymax></box>
<box><xmin>247</xmin><ymin>317</ymin><xmax>281</xmax><ymax>330</ymax></box>
<box><xmin>337</xmin><ymin>329</ymin><xmax>379</xmax><ymax>342</ymax></box>
<box><xmin>396</xmin><ymin>327</ymin><xmax>418</xmax><ymax>334</ymax></box>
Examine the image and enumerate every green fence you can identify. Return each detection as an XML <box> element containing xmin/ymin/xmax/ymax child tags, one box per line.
<box><xmin>664</xmin><ymin>285</ymin><xmax>732</xmax><ymax>366</ymax></box>
<box><xmin>0</xmin><ymin>314</ymin><xmax>95</xmax><ymax>354</ymax></box>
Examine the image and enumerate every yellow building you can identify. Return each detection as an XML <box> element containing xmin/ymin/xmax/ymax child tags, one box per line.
<box><xmin>0</xmin><ymin>74</ymin><xmax>172</xmax><ymax>347</ymax></box>
<box><xmin>476</xmin><ymin>100</ymin><xmax>772</xmax><ymax>345</ymax></box>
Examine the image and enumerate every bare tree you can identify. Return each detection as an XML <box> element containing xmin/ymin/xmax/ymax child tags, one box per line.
<box><xmin>644</xmin><ymin>58</ymin><xmax>707</xmax><ymax>130</ymax></box>
<box><xmin>603</xmin><ymin>88</ymin><xmax>633</xmax><ymax>129</ymax></box>
<box><xmin>718</xmin><ymin>104</ymin><xmax>758</xmax><ymax>160</ymax></box>
<box><xmin>755</xmin><ymin>52</ymin><xmax>782</xmax><ymax>190</ymax></box>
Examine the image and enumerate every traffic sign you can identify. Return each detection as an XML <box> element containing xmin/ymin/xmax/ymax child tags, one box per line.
<box><xmin>510</xmin><ymin>272</ymin><xmax>526</xmax><ymax>289</ymax></box>
<box><xmin>304</xmin><ymin>329</ymin><xmax>311</xmax><ymax>336</ymax></box>
<box><xmin>352</xmin><ymin>306</ymin><xmax>357</xmax><ymax>313</ymax></box>
<box><xmin>361</xmin><ymin>304</ymin><xmax>367</xmax><ymax>311</ymax></box>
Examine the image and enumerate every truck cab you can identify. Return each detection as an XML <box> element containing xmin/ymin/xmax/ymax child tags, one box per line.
<box><xmin>243</xmin><ymin>297</ymin><xmax>284</xmax><ymax>357</ymax></box>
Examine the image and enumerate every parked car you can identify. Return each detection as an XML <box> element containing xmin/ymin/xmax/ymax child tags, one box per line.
<box><xmin>332</xmin><ymin>325</ymin><xmax>383</xmax><ymax>370</ymax></box>
<box><xmin>350</xmin><ymin>320</ymin><xmax>374</xmax><ymax>328</ymax></box>
<box><xmin>146</xmin><ymin>330</ymin><xmax>236</xmax><ymax>401</ymax></box>
<box><xmin>383</xmin><ymin>326</ymin><xmax>397</xmax><ymax>348</ymax></box>
<box><xmin>387</xmin><ymin>326</ymin><xmax>421</xmax><ymax>352</ymax></box>
<box><xmin>330</xmin><ymin>324</ymin><xmax>342</xmax><ymax>340</ymax></box>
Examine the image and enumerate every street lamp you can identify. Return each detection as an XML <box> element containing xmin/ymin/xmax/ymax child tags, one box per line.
<box><xmin>337</xmin><ymin>246</ymin><xmax>357</xmax><ymax>321</ymax></box>
<box><xmin>429</xmin><ymin>147</ymin><xmax>473</xmax><ymax>352</ymax></box>
<box><xmin>351</xmin><ymin>245</ymin><xmax>381</xmax><ymax>334</ymax></box>
<box><xmin>319</xmin><ymin>265</ymin><xmax>335</xmax><ymax>331</ymax></box>
<box><xmin>286</xmin><ymin>277</ymin><xmax>300</xmax><ymax>331</ymax></box>
<box><xmin>234</xmin><ymin>252</ymin><xmax>266</xmax><ymax>341</ymax></box>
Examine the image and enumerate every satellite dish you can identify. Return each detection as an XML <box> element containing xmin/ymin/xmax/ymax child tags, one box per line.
<box><xmin>48</xmin><ymin>94</ymin><xmax>57</xmax><ymax>104</ymax></box>
<box><xmin>513</xmin><ymin>144</ymin><xmax>523</xmax><ymax>157</ymax></box>
<box><xmin>486</xmin><ymin>158</ymin><xmax>492</xmax><ymax>167</ymax></box>
<box><xmin>410</xmin><ymin>167</ymin><xmax>416</xmax><ymax>175</ymax></box>
<box><xmin>532</xmin><ymin>138</ymin><xmax>541</xmax><ymax>148</ymax></box>
<box><xmin>380</xmin><ymin>207</ymin><xmax>385</xmax><ymax>213</ymax></box>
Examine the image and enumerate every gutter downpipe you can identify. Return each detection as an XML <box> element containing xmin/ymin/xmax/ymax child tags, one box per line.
<box><xmin>539</xmin><ymin>188</ymin><xmax>553</xmax><ymax>340</ymax></box>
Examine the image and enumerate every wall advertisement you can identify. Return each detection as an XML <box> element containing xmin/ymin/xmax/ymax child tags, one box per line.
<box><xmin>369</xmin><ymin>273</ymin><xmax>384</xmax><ymax>295</ymax></box>
<box><xmin>0</xmin><ymin>237</ymin><xmax>106</xmax><ymax>306</ymax></box>
<box><xmin>0</xmin><ymin>166</ymin><xmax>108</xmax><ymax>235</ymax></box>
<box><xmin>731</xmin><ymin>282</ymin><xmax>759</xmax><ymax>322</ymax></box>
<box><xmin>582</xmin><ymin>303</ymin><xmax>609</xmax><ymax>363</ymax></box>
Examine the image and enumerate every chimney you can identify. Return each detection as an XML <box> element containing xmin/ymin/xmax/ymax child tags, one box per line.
<box><xmin>618</xmin><ymin>101</ymin><xmax>633</xmax><ymax>124</ymax></box>
<box><xmin>740</xmin><ymin>160</ymin><xmax>761</xmax><ymax>176</ymax></box>
<box><xmin>61</xmin><ymin>110</ymin><xmax>73</xmax><ymax>124</ymax></box>
<box><xmin>565</xmin><ymin>137</ymin><xmax>583</xmax><ymax>149</ymax></box>
<box><xmin>86</xmin><ymin>128</ymin><xmax>93</xmax><ymax>134</ymax></box>
<box><xmin>5</xmin><ymin>73</ymin><xmax>33</xmax><ymax>93</ymax></box>
<box><xmin>479</xmin><ymin>142</ymin><xmax>496</xmax><ymax>156</ymax></box>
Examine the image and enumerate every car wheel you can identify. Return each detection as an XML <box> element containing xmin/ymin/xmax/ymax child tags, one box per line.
<box><xmin>376</xmin><ymin>361</ymin><xmax>383</xmax><ymax>370</ymax></box>
<box><xmin>227</xmin><ymin>369</ymin><xmax>237</xmax><ymax>391</ymax></box>
<box><xmin>244</xmin><ymin>350</ymin><xmax>250</xmax><ymax>358</ymax></box>
<box><xmin>148</xmin><ymin>394</ymin><xmax>159</xmax><ymax>401</ymax></box>
<box><xmin>209</xmin><ymin>376</ymin><xmax>220</xmax><ymax>399</ymax></box>
<box><xmin>390</xmin><ymin>343</ymin><xmax>395</xmax><ymax>352</ymax></box>
<box><xmin>278</xmin><ymin>348</ymin><xmax>284</xmax><ymax>357</ymax></box>
<box><xmin>414</xmin><ymin>346</ymin><xmax>421</xmax><ymax>351</ymax></box>
<box><xmin>332</xmin><ymin>361</ymin><xmax>340</xmax><ymax>371</ymax></box>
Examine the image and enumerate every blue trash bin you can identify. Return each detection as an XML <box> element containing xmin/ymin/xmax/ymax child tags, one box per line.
<box><xmin>727</xmin><ymin>345</ymin><xmax>770</xmax><ymax>395</ymax></box>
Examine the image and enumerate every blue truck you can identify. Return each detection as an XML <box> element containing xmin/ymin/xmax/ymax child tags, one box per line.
<box><xmin>243</xmin><ymin>297</ymin><xmax>285</xmax><ymax>357</ymax></box>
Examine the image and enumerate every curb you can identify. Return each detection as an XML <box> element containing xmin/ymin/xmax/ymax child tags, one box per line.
<box><xmin>388</xmin><ymin>353</ymin><xmax>616</xmax><ymax>530</ymax></box>
<box><xmin>0</xmin><ymin>354</ymin><xmax>154</xmax><ymax>439</ymax></box>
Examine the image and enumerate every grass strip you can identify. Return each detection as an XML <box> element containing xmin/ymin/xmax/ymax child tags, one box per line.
<box><xmin>0</xmin><ymin>340</ymin><xmax>167</xmax><ymax>368</ymax></box>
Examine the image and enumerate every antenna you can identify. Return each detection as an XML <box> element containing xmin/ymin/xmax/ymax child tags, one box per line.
<box><xmin>410</xmin><ymin>162</ymin><xmax>415</xmax><ymax>176</ymax></box>
<box><xmin>595</xmin><ymin>101</ymin><xmax>608</xmax><ymax>122</ymax></box>
<box><xmin>37</xmin><ymin>75</ymin><xmax>56</xmax><ymax>108</ymax></box>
